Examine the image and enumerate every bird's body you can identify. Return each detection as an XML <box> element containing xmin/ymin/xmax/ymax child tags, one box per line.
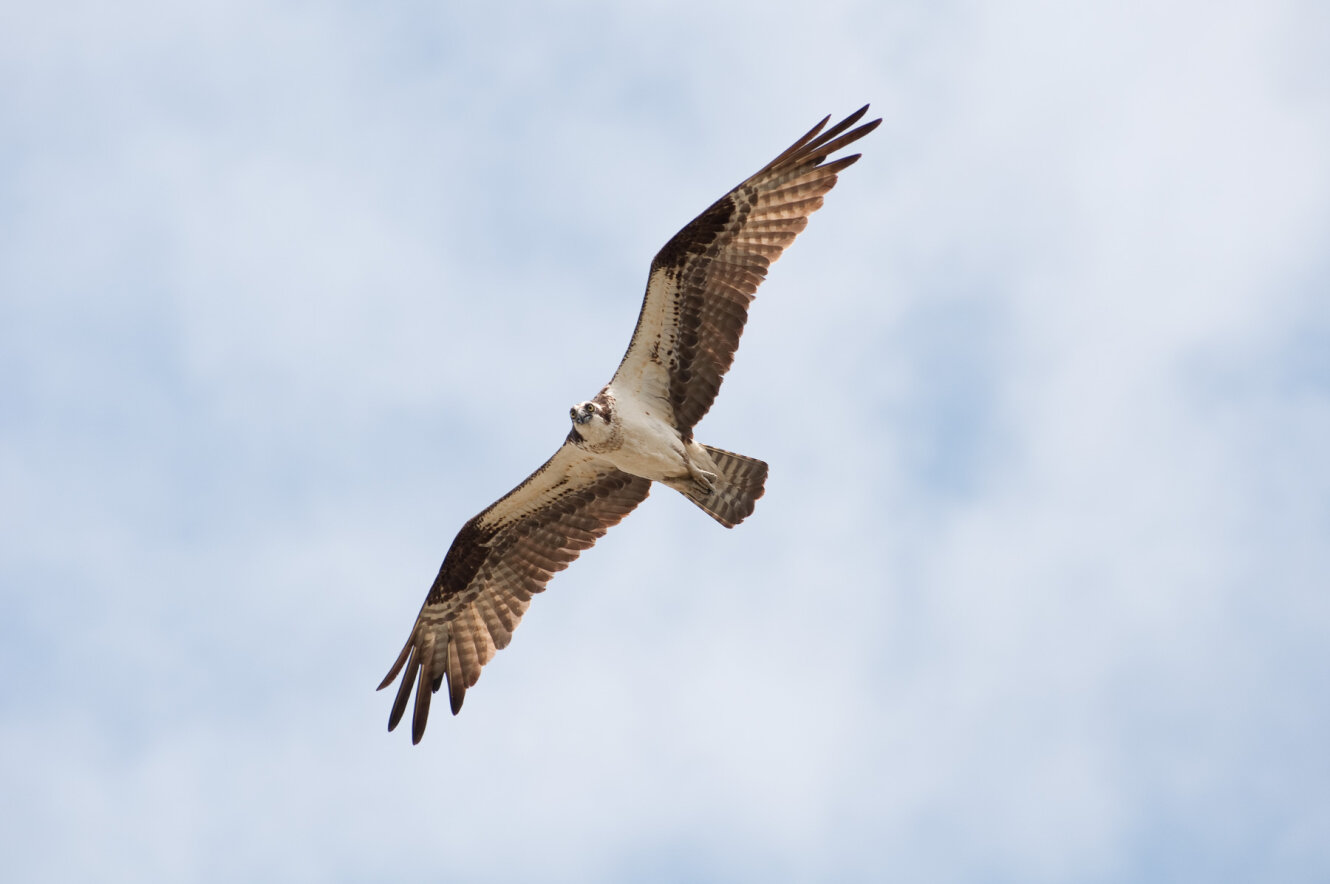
<box><xmin>380</xmin><ymin>106</ymin><xmax>880</xmax><ymax>742</ymax></box>
<box><xmin>570</xmin><ymin>387</ymin><xmax>714</xmax><ymax>493</ymax></box>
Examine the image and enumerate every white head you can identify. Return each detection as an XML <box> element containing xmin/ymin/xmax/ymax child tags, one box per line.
<box><xmin>570</xmin><ymin>400</ymin><xmax>603</xmax><ymax>425</ymax></box>
<box><xmin>568</xmin><ymin>394</ymin><xmax>616</xmax><ymax>447</ymax></box>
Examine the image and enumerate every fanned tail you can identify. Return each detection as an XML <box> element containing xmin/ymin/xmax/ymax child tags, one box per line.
<box><xmin>680</xmin><ymin>445</ymin><xmax>768</xmax><ymax>528</ymax></box>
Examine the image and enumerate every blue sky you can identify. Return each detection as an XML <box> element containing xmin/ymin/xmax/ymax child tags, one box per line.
<box><xmin>3</xmin><ymin>1</ymin><xmax>1328</xmax><ymax>881</ymax></box>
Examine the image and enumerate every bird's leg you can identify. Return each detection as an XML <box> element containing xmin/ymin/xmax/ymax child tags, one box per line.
<box><xmin>686</xmin><ymin>462</ymin><xmax>717</xmax><ymax>495</ymax></box>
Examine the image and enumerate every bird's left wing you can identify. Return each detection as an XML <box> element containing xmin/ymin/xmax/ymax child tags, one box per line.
<box><xmin>610</xmin><ymin>106</ymin><xmax>881</xmax><ymax>435</ymax></box>
<box><xmin>378</xmin><ymin>440</ymin><xmax>651</xmax><ymax>743</ymax></box>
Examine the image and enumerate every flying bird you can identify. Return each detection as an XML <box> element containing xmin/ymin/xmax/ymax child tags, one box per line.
<box><xmin>380</xmin><ymin>106</ymin><xmax>880</xmax><ymax>742</ymax></box>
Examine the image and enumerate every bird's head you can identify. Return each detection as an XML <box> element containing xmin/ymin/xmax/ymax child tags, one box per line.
<box><xmin>568</xmin><ymin>393</ymin><xmax>618</xmax><ymax>448</ymax></box>
<box><xmin>570</xmin><ymin>400</ymin><xmax>606</xmax><ymax>426</ymax></box>
<box><xmin>568</xmin><ymin>390</ymin><xmax>617</xmax><ymax>448</ymax></box>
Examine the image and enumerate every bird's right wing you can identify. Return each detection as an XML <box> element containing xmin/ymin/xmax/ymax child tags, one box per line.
<box><xmin>378</xmin><ymin>440</ymin><xmax>651</xmax><ymax>743</ymax></box>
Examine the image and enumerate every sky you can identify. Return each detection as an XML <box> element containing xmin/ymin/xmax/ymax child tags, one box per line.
<box><xmin>2</xmin><ymin>1</ymin><xmax>1328</xmax><ymax>881</ymax></box>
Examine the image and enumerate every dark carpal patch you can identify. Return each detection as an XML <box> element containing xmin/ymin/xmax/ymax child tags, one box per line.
<box><xmin>425</xmin><ymin>519</ymin><xmax>496</xmax><ymax>605</ymax></box>
<box><xmin>651</xmin><ymin>194</ymin><xmax>736</xmax><ymax>272</ymax></box>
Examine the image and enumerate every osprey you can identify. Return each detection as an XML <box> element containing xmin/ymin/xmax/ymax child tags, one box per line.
<box><xmin>380</xmin><ymin>106</ymin><xmax>880</xmax><ymax>742</ymax></box>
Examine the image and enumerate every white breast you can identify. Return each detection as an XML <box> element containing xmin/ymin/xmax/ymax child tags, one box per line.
<box><xmin>603</xmin><ymin>387</ymin><xmax>689</xmax><ymax>483</ymax></box>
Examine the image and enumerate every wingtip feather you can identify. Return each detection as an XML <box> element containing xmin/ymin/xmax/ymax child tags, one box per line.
<box><xmin>447</xmin><ymin>641</ymin><xmax>467</xmax><ymax>714</ymax></box>
<box><xmin>386</xmin><ymin>644</ymin><xmax>419</xmax><ymax>732</ymax></box>
<box><xmin>411</xmin><ymin>667</ymin><xmax>432</xmax><ymax>744</ymax></box>
<box><xmin>378</xmin><ymin>636</ymin><xmax>413</xmax><ymax>691</ymax></box>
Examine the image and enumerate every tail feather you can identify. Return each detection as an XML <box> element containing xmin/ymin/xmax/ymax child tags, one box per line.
<box><xmin>681</xmin><ymin>445</ymin><xmax>768</xmax><ymax>528</ymax></box>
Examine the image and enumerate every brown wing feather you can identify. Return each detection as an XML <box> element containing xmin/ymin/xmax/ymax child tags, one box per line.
<box><xmin>611</xmin><ymin>106</ymin><xmax>881</xmax><ymax>434</ymax></box>
<box><xmin>379</xmin><ymin>442</ymin><xmax>651</xmax><ymax>743</ymax></box>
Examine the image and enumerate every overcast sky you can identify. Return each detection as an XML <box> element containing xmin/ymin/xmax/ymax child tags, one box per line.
<box><xmin>2</xmin><ymin>1</ymin><xmax>1328</xmax><ymax>881</ymax></box>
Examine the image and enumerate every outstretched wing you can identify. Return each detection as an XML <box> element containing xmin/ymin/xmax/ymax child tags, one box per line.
<box><xmin>378</xmin><ymin>441</ymin><xmax>651</xmax><ymax>743</ymax></box>
<box><xmin>611</xmin><ymin>106</ymin><xmax>881</xmax><ymax>435</ymax></box>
